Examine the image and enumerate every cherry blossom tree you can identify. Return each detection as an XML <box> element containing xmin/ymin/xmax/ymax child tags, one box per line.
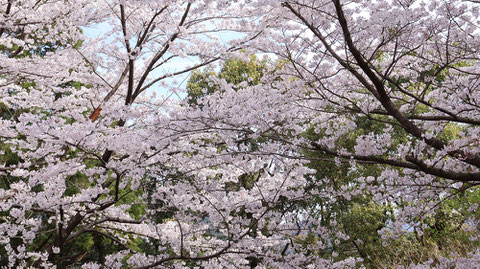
<box><xmin>269</xmin><ymin>0</ymin><xmax>480</xmax><ymax>245</ymax></box>
<box><xmin>1</xmin><ymin>0</ymin><xmax>480</xmax><ymax>268</ymax></box>
<box><xmin>275</xmin><ymin>0</ymin><xmax>480</xmax><ymax>266</ymax></box>
<box><xmin>175</xmin><ymin>0</ymin><xmax>480</xmax><ymax>266</ymax></box>
<box><xmin>0</xmin><ymin>0</ymin><xmax>276</xmax><ymax>267</ymax></box>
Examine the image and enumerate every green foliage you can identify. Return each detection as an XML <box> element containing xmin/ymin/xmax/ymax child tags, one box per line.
<box><xmin>186</xmin><ymin>54</ymin><xmax>267</xmax><ymax>105</ymax></box>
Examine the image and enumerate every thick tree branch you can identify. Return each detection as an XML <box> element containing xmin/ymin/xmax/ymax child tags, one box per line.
<box><xmin>131</xmin><ymin>3</ymin><xmax>192</xmax><ymax>103</ymax></box>
<box><xmin>311</xmin><ymin>142</ymin><xmax>480</xmax><ymax>183</ymax></box>
<box><xmin>331</xmin><ymin>0</ymin><xmax>480</xmax><ymax>168</ymax></box>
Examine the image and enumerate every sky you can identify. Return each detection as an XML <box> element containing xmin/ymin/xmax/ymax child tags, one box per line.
<box><xmin>81</xmin><ymin>21</ymin><xmax>247</xmax><ymax>100</ymax></box>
